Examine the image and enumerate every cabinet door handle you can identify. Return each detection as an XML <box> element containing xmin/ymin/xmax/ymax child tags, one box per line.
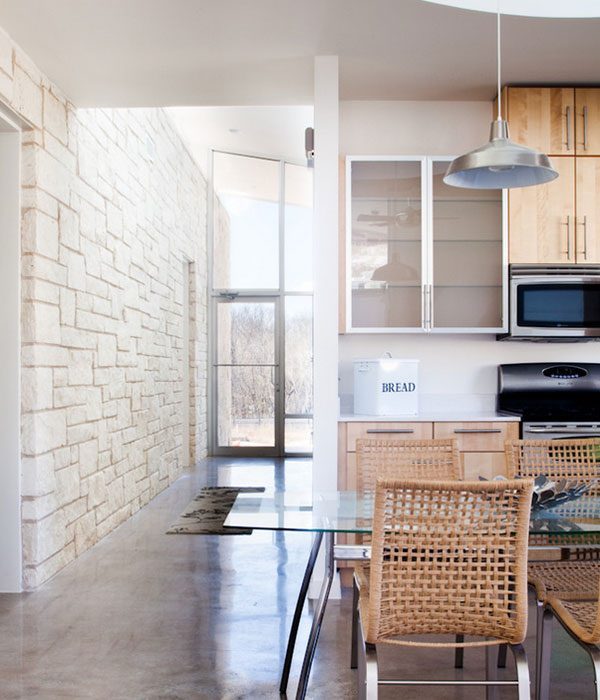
<box><xmin>423</xmin><ymin>285</ymin><xmax>432</xmax><ymax>331</ymax></box>
<box><xmin>565</xmin><ymin>105</ymin><xmax>572</xmax><ymax>151</ymax></box>
<box><xmin>577</xmin><ymin>215</ymin><xmax>588</xmax><ymax>260</ymax></box>
<box><xmin>583</xmin><ymin>105</ymin><xmax>589</xmax><ymax>151</ymax></box>
<box><xmin>562</xmin><ymin>215</ymin><xmax>571</xmax><ymax>260</ymax></box>
<box><xmin>366</xmin><ymin>429</ymin><xmax>415</xmax><ymax>434</ymax></box>
<box><xmin>453</xmin><ymin>428</ymin><xmax>502</xmax><ymax>434</ymax></box>
<box><xmin>428</xmin><ymin>284</ymin><xmax>433</xmax><ymax>331</ymax></box>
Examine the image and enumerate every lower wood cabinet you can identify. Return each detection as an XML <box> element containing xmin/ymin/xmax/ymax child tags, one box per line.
<box><xmin>338</xmin><ymin>420</ymin><xmax>519</xmax><ymax>489</ymax></box>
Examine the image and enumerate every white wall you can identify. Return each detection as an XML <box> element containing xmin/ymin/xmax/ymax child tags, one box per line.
<box><xmin>340</xmin><ymin>100</ymin><xmax>494</xmax><ymax>156</ymax></box>
<box><xmin>339</xmin><ymin>334</ymin><xmax>600</xmax><ymax>403</ymax></box>
<box><xmin>339</xmin><ymin>100</ymin><xmax>600</xmax><ymax>405</ymax></box>
<box><xmin>0</xmin><ymin>123</ymin><xmax>22</xmax><ymax>591</ymax></box>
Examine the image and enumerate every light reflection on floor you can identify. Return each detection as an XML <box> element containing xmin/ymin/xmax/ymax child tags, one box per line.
<box><xmin>0</xmin><ymin>456</ymin><xmax>595</xmax><ymax>699</ymax></box>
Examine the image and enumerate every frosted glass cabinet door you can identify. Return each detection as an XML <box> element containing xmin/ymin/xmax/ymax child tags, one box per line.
<box><xmin>431</xmin><ymin>160</ymin><xmax>504</xmax><ymax>330</ymax></box>
<box><xmin>349</xmin><ymin>159</ymin><xmax>424</xmax><ymax>330</ymax></box>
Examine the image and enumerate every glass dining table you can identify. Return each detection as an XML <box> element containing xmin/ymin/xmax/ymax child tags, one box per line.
<box><xmin>224</xmin><ymin>489</ymin><xmax>600</xmax><ymax>700</ymax></box>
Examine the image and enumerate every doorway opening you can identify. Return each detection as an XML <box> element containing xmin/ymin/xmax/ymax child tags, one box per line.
<box><xmin>209</xmin><ymin>150</ymin><xmax>313</xmax><ymax>457</ymax></box>
<box><xmin>0</xmin><ymin>110</ymin><xmax>22</xmax><ymax>592</ymax></box>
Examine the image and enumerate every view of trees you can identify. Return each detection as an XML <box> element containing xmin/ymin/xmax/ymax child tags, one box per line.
<box><xmin>222</xmin><ymin>302</ymin><xmax>312</xmax><ymax>421</ymax></box>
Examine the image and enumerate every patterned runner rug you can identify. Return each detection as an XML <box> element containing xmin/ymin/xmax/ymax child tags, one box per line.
<box><xmin>166</xmin><ymin>486</ymin><xmax>265</xmax><ymax>535</ymax></box>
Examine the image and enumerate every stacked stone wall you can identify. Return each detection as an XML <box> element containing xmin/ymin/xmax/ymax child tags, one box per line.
<box><xmin>0</xmin><ymin>29</ymin><xmax>207</xmax><ymax>588</ymax></box>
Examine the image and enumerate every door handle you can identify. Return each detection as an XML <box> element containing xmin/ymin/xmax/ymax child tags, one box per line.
<box><xmin>577</xmin><ymin>216</ymin><xmax>588</xmax><ymax>260</ymax></box>
<box><xmin>428</xmin><ymin>284</ymin><xmax>433</xmax><ymax>331</ymax></box>
<box><xmin>365</xmin><ymin>429</ymin><xmax>415</xmax><ymax>434</ymax></box>
<box><xmin>423</xmin><ymin>285</ymin><xmax>432</xmax><ymax>331</ymax></box>
<box><xmin>583</xmin><ymin>105</ymin><xmax>589</xmax><ymax>151</ymax></box>
<box><xmin>453</xmin><ymin>429</ymin><xmax>502</xmax><ymax>434</ymax></box>
<box><xmin>562</xmin><ymin>215</ymin><xmax>571</xmax><ymax>260</ymax></box>
<box><xmin>565</xmin><ymin>105</ymin><xmax>572</xmax><ymax>151</ymax></box>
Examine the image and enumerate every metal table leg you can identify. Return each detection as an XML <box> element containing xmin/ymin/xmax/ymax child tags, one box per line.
<box><xmin>279</xmin><ymin>531</ymin><xmax>324</xmax><ymax>695</ymax></box>
<box><xmin>295</xmin><ymin>531</ymin><xmax>335</xmax><ymax>700</ymax></box>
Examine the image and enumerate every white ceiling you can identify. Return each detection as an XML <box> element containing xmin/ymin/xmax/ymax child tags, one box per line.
<box><xmin>0</xmin><ymin>0</ymin><xmax>599</xmax><ymax>106</ymax></box>
<box><xmin>168</xmin><ymin>106</ymin><xmax>314</xmax><ymax>172</ymax></box>
<box><xmin>423</xmin><ymin>0</ymin><xmax>600</xmax><ymax>17</ymax></box>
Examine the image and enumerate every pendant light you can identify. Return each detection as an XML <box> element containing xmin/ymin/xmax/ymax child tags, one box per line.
<box><xmin>444</xmin><ymin>8</ymin><xmax>558</xmax><ymax>189</ymax></box>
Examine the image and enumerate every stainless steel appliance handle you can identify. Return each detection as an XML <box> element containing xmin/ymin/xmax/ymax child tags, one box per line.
<box><xmin>565</xmin><ymin>105</ymin><xmax>572</xmax><ymax>151</ymax></box>
<box><xmin>453</xmin><ymin>428</ymin><xmax>502</xmax><ymax>434</ymax></box>
<box><xmin>562</xmin><ymin>215</ymin><xmax>571</xmax><ymax>260</ymax></box>
<box><xmin>366</xmin><ymin>429</ymin><xmax>415</xmax><ymax>434</ymax></box>
<box><xmin>583</xmin><ymin>105</ymin><xmax>589</xmax><ymax>151</ymax></box>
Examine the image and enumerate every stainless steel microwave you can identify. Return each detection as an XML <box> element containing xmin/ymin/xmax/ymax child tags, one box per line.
<box><xmin>509</xmin><ymin>265</ymin><xmax>600</xmax><ymax>339</ymax></box>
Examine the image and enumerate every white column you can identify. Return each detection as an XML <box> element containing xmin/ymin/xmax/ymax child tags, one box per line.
<box><xmin>0</xmin><ymin>119</ymin><xmax>22</xmax><ymax>592</ymax></box>
<box><xmin>312</xmin><ymin>56</ymin><xmax>339</xmax><ymax>495</ymax></box>
<box><xmin>311</xmin><ymin>56</ymin><xmax>339</xmax><ymax>598</ymax></box>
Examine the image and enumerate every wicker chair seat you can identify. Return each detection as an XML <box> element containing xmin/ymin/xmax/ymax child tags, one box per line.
<box><xmin>546</xmin><ymin>593</ymin><xmax>600</xmax><ymax>645</ymax></box>
<box><xmin>528</xmin><ymin>560</ymin><xmax>600</xmax><ymax>602</ymax></box>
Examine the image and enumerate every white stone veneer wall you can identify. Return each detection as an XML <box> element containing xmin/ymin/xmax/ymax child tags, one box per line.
<box><xmin>0</xmin><ymin>30</ymin><xmax>207</xmax><ymax>589</ymax></box>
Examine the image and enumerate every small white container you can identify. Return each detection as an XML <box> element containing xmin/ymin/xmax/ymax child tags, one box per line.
<box><xmin>353</xmin><ymin>358</ymin><xmax>419</xmax><ymax>416</ymax></box>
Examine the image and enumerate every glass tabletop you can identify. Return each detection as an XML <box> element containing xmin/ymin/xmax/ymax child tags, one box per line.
<box><xmin>224</xmin><ymin>490</ymin><xmax>600</xmax><ymax>539</ymax></box>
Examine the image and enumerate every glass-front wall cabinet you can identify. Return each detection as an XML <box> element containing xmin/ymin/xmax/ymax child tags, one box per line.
<box><xmin>348</xmin><ymin>159</ymin><xmax>424</xmax><ymax>329</ymax></box>
<box><xmin>346</xmin><ymin>156</ymin><xmax>505</xmax><ymax>333</ymax></box>
<box><xmin>431</xmin><ymin>159</ymin><xmax>504</xmax><ymax>329</ymax></box>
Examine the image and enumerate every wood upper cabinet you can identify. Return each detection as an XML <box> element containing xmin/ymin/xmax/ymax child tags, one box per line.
<box><xmin>505</xmin><ymin>87</ymin><xmax>575</xmax><ymax>156</ymax></box>
<box><xmin>576</xmin><ymin>89</ymin><xmax>600</xmax><ymax>155</ymax></box>
<box><xmin>509</xmin><ymin>157</ymin><xmax>575</xmax><ymax>263</ymax></box>
<box><xmin>505</xmin><ymin>87</ymin><xmax>600</xmax><ymax>156</ymax></box>
<box><xmin>505</xmin><ymin>86</ymin><xmax>600</xmax><ymax>265</ymax></box>
<box><xmin>576</xmin><ymin>157</ymin><xmax>600</xmax><ymax>263</ymax></box>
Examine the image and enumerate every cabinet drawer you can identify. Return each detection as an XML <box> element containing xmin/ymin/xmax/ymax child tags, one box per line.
<box><xmin>462</xmin><ymin>452</ymin><xmax>508</xmax><ymax>480</ymax></box>
<box><xmin>346</xmin><ymin>422</ymin><xmax>433</xmax><ymax>452</ymax></box>
<box><xmin>433</xmin><ymin>422</ymin><xmax>516</xmax><ymax>452</ymax></box>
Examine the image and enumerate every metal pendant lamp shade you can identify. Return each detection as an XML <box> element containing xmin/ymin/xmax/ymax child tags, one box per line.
<box><xmin>444</xmin><ymin>8</ymin><xmax>558</xmax><ymax>190</ymax></box>
<box><xmin>444</xmin><ymin>119</ymin><xmax>559</xmax><ymax>189</ymax></box>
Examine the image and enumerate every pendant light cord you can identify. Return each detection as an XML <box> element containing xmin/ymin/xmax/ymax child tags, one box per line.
<box><xmin>496</xmin><ymin>3</ymin><xmax>502</xmax><ymax>120</ymax></box>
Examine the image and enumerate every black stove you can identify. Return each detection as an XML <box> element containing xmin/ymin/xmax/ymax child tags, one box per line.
<box><xmin>498</xmin><ymin>363</ymin><xmax>600</xmax><ymax>439</ymax></box>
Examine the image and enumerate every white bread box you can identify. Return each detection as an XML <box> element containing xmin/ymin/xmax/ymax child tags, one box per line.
<box><xmin>353</xmin><ymin>358</ymin><xmax>419</xmax><ymax>416</ymax></box>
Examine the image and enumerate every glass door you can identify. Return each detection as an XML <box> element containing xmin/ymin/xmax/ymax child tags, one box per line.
<box><xmin>347</xmin><ymin>157</ymin><xmax>426</xmax><ymax>331</ymax></box>
<box><xmin>430</xmin><ymin>159</ymin><xmax>505</xmax><ymax>331</ymax></box>
<box><xmin>210</xmin><ymin>151</ymin><xmax>313</xmax><ymax>456</ymax></box>
<box><xmin>214</xmin><ymin>296</ymin><xmax>280</xmax><ymax>455</ymax></box>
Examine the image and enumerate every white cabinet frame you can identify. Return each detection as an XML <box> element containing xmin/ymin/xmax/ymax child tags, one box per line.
<box><xmin>344</xmin><ymin>155</ymin><xmax>508</xmax><ymax>334</ymax></box>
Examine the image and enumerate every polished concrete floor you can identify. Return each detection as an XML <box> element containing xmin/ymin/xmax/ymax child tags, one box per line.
<box><xmin>0</xmin><ymin>457</ymin><xmax>594</xmax><ymax>699</ymax></box>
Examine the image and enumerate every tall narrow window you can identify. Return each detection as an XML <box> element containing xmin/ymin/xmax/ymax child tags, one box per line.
<box><xmin>211</xmin><ymin>152</ymin><xmax>313</xmax><ymax>456</ymax></box>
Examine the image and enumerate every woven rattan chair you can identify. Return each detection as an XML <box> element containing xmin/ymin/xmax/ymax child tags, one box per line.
<box><xmin>537</xmin><ymin>584</ymin><xmax>600</xmax><ymax>700</ymax></box>
<box><xmin>355</xmin><ymin>438</ymin><xmax>463</xmax><ymax>495</ymax></box>
<box><xmin>356</xmin><ymin>477</ymin><xmax>534</xmax><ymax>699</ymax></box>
<box><xmin>350</xmin><ymin>438</ymin><xmax>463</xmax><ymax>669</ymax></box>
<box><xmin>505</xmin><ymin>438</ymin><xmax>600</xmax><ymax>488</ymax></box>
<box><xmin>505</xmin><ymin>438</ymin><xmax>600</xmax><ymax>689</ymax></box>
<box><xmin>506</xmin><ymin>438</ymin><xmax>600</xmax><ymax>561</ymax></box>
